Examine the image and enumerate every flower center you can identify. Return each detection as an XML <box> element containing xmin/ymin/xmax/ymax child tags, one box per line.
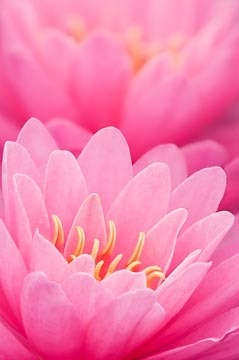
<box><xmin>125</xmin><ymin>27</ymin><xmax>185</xmax><ymax>72</ymax></box>
<box><xmin>52</xmin><ymin>215</ymin><xmax>165</xmax><ymax>288</ymax></box>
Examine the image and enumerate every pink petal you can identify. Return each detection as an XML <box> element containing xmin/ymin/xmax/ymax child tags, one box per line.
<box><xmin>78</xmin><ymin>127</ymin><xmax>133</xmax><ymax>212</ymax></box>
<box><xmin>64</xmin><ymin>193</ymin><xmax>106</xmax><ymax>258</ymax></box>
<box><xmin>102</xmin><ymin>270</ymin><xmax>147</xmax><ymax>296</ymax></box>
<box><xmin>220</xmin><ymin>157</ymin><xmax>239</xmax><ymax>212</ymax></box>
<box><xmin>156</xmin><ymin>262</ymin><xmax>210</xmax><ymax>328</ymax></box>
<box><xmin>149</xmin><ymin>308</ymin><xmax>239</xmax><ymax>360</ymax></box>
<box><xmin>2</xmin><ymin>141</ymin><xmax>40</xmax><ymax>231</ymax></box>
<box><xmin>17</xmin><ymin>118</ymin><xmax>58</xmax><ymax>175</ymax></box>
<box><xmin>14</xmin><ymin>174</ymin><xmax>50</xmax><ymax>239</ymax></box>
<box><xmin>62</xmin><ymin>273</ymin><xmax>113</xmax><ymax>328</ymax></box>
<box><xmin>164</xmin><ymin>254</ymin><xmax>239</xmax><ymax>342</ymax></box>
<box><xmin>182</xmin><ymin>140</ymin><xmax>228</xmax><ymax>175</ymax></box>
<box><xmin>133</xmin><ymin>144</ymin><xmax>187</xmax><ymax>189</ymax></box>
<box><xmin>44</xmin><ymin>150</ymin><xmax>87</xmax><ymax>235</ymax></box>
<box><xmin>21</xmin><ymin>272</ymin><xmax>82</xmax><ymax>360</ymax></box>
<box><xmin>4</xmin><ymin>46</ymin><xmax>76</xmax><ymax>121</ymax></box>
<box><xmin>121</xmin><ymin>55</ymin><xmax>200</xmax><ymax>159</ymax></box>
<box><xmin>46</xmin><ymin>118</ymin><xmax>92</xmax><ymax>156</ymax></box>
<box><xmin>0</xmin><ymin>219</ymin><xmax>27</xmax><ymax>322</ymax></box>
<box><xmin>107</xmin><ymin>163</ymin><xmax>171</xmax><ymax>261</ymax></box>
<box><xmin>141</xmin><ymin>209</ymin><xmax>187</xmax><ymax>273</ymax></box>
<box><xmin>0</xmin><ymin>321</ymin><xmax>35</xmax><ymax>360</ymax></box>
<box><xmin>68</xmin><ymin>254</ymin><xmax>95</xmax><ymax>276</ymax></box>
<box><xmin>70</xmin><ymin>32</ymin><xmax>132</xmax><ymax>131</ymax></box>
<box><xmin>30</xmin><ymin>231</ymin><xmax>68</xmax><ymax>282</ymax></box>
<box><xmin>171</xmin><ymin>211</ymin><xmax>234</xmax><ymax>269</ymax></box>
<box><xmin>170</xmin><ymin>167</ymin><xmax>226</xmax><ymax>229</ymax></box>
<box><xmin>212</xmin><ymin>214</ymin><xmax>239</xmax><ymax>266</ymax></box>
<box><xmin>84</xmin><ymin>289</ymin><xmax>164</xmax><ymax>359</ymax></box>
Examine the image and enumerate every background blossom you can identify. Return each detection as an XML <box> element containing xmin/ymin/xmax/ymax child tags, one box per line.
<box><xmin>0</xmin><ymin>119</ymin><xmax>238</xmax><ymax>359</ymax></box>
<box><xmin>0</xmin><ymin>0</ymin><xmax>238</xmax><ymax>158</ymax></box>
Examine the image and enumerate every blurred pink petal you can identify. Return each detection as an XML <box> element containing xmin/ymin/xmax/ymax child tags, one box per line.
<box><xmin>0</xmin><ymin>0</ymin><xmax>238</xmax><ymax>162</ymax></box>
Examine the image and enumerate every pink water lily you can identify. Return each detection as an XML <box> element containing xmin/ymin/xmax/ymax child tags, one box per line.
<box><xmin>0</xmin><ymin>118</ymin><xmax>238</xmax><ymax>359</ymax></box>
<box><xmin>0</xmin><ymin>0</ymin><xmax>238</xmax><ymax>159</ymax></box>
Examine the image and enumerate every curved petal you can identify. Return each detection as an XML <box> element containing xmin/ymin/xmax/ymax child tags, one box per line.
<box><xmin>170</xmin><ymin>167</ymin><xmax>226</xmax><ymax>230</ymax></box>
<box><xmin>133</xmin><ymin>144</ymin><xmax>187</xmax><ymax>188</ymax></box>
<box><xmin>83</xmin><ymin>289</ymin><xmax>164</xmax><ymax>359</ymax></box>
<box><xmin>64</xmin><ymin>193</ymin><xmax>106</xmax><ymax>258</ymax></box>
<box><xmin>44</xmin><ymin>150</ymin><xmax>87</xmax><ymax>235</ymax></box>
<box><xmin>107</xmin><ymin>163</ymin><xmax>171</xmax><ymax>261</ymax></box>
<box><xmin>21</xmin><ymin>272</ymin><xmax>83</xmax><ymax>360</ymax></box>
<box><xmin>17</xmin><ymin>118</ymin><xmax>58</xmax><ymax>175</ymax></box>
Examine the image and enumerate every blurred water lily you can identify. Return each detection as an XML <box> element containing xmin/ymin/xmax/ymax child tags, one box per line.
<box><xmin>0</xmin><ymin>119</ymin><xmax>238</xmax><ymax>359</ymax></box>
<box><xmin>0</xmin><ymin>0</ymin><xmax>238</xmax><ymax>159</ymax></box>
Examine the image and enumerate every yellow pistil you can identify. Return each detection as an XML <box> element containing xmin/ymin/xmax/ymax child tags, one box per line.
<box><xmin>51</xmin><ymin>216</ymin><xmax>165</xmax><ymax>288</ymax></box>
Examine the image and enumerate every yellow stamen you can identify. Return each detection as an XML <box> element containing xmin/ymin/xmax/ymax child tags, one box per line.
<box><xmin>127</xmin><ymin>232</ymin><xmax>145</xmax><ymax>265</ymax></box>
<box><xmin>101</xmin><ymin>221</ymin><xmax>116</xmax><ymax>256</ymax></box>
<box><xmin>144</xmin><ymin>265</ymin><xmax>163</xmax><ymax>275</ymax></box>
<box><xmin>94</xmin><ymin>260</ymin><xmax>105</xmax><ymax>281</ymax></box>
<box><xmin>90</xmin><ymin>239</ymin><xmax>100</xmax><ymax>261</ymax></box>
<box><xmin>52</xmin><ymin>215</ymin><xmax>64</xmax><ymax>248</ymax></box>
<box><xmin>75</xmin><ymin>226</ymin><xmax>85</xmax><ymax>256</ymax></box>
<box><xmin>146</xmin><ymin>271</ymin><xmax>165</xmax><ymax>287</ymax></box>
<box><xmin>105</xmin><ymin>254</ymin><xmax>123</xmax><ymax>277</ymax></box>
<box><xmin>126</xmin><ymin>260</ymin><xmax>141</xmax><ymax>271</ymax></box>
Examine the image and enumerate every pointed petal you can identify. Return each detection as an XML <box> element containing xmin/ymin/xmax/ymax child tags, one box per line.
<box><xmin>156</xmin><ymin>262</ymin><xmax>210</xmax><ymax>327</ymax></box>
<box><xmin>107</xmin><ymin>163</ymin><xmax>171</xmax><ymax>260</ymax></box>
<box><xmin>78</xmin><ymin>127</ymin><xmax>133</xmax><ymax>211</ymax></box>
<box><xmin>170</xmin><ymin>167</ymin><xmax>226</xmax><ymax>229</ymax></box>
<box><xmin>64</xmin><ymin>193</ymin><xmax>106</xmax><ymax>258</ymax></box>
<box><xmin>30</xmin><ymin>231</ymin><xmax>68</xmax><ymax>283</ymax></box>
<box><xmin>133</xmin><ymin>144</ymin><xmax>187</xmax><ymax>188</ymax></box>
<box><xmin>171</xmin><ymin>211</ymin><xmax>234</xmax><ymax>268</ymax></box>
<box><xmin>2</xmin><ymin>141</ymin><xmax>40</xmax><ymax>231</ymax></box>
<box><xmin>14</xmin><ymin>174</ymin><xmax>50</xmax><ymax>239</ymax></box>
<box><xmin>17</xmin><ymin>118</ymin><xmax>58</xmax><ymax>175</ymax></box>
<box><xmin>141</xmin><ymin>209</ymin><xmax>187</xmax><ymax>273</ymax></box>
<box><xmin>44</xmin><ymin>150</ymin><xmax>87</xmax><ymax>235</ymax></box>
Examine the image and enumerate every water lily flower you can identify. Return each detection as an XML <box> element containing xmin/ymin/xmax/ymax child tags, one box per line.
<box><xmin>0</xmin><ymin>0</ymin><xmax>238</xmax><ymax>159</ymax></box>
<box><xmin>0</xmin><ymin>118</ymin><xmax>238</xmax><ymax>359</ymax></box>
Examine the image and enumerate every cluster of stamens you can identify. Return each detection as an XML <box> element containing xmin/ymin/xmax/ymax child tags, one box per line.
<box><xmin>52</xmin><ymin>215</ymin><xmax>165</xmax><ymax>288</ymax></box>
